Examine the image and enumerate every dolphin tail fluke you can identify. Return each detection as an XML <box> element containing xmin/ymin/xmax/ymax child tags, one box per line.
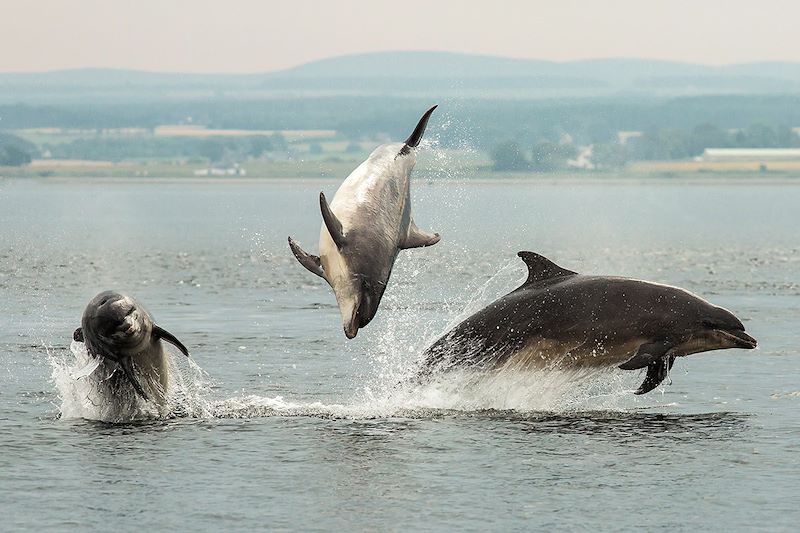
<box><xmin>153</xmin><ymin>325</ymin><xmax>189</xmax><ymax>357</ymax></box>
<box><xmin>319</xmin><ymin>192</ymin><xmax>347</xmax><ymax>248</ymax></box>
<box><xmin>400</xmin><ymin>220</ymin><xmax>441</xmax><ymax>249</ymax></box>
<box><xmin>398</xmin><ymin>105</ymin><xmax>438</xmax><ymax>156</ymax></box>
<box><xmin>288</xmin><ymin>236</ymin><xmax>325</xmax><ymax>279</ymax></box>
<box><xmin>634</xmin><ymin>356</ymin><xmax>675</xmax><ymax>395</ymax></box>
<box><xmin>119</xmin><ymin>357</ymin><xmax>150</xmax><ymax>401</ymax></box>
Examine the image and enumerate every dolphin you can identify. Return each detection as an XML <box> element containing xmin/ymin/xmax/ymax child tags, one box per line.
<box><xmin>419</xmin><ymin>252</ymin><xmax>757</xmax><ymax>394</ymax></box>
<box><xmin>72</xmin><ymin>291</ymin><xmax>189</xmax><ymax>404</ymax></box>
<box><xmin>288</xmin><ymin>105</ymin><xmax>441</xmax><ymax>338</ymax></box>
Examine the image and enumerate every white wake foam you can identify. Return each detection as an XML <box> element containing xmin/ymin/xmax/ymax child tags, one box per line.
<box><xmin>52</xmin><ymin>338</ymin><xmax>646</xmax><ymax>422</ymax></box>
<box><xmin>207</xmin><ymin>367</ymin><xmax>642</xmax><ymax>420</ymax></box>
<box><xmin>51</xmin><ymin>341</ymin><xmax>213</xmax><ymax>422</ymax></box>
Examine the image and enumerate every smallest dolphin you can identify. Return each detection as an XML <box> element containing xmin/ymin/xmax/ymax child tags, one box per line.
<box><xmin>289</xmin><ymin>105</ymin><xmax>441</xmax><ymax>338</ymax></box>
<box><xmin>72</xmin><ymin>291</ymin><xmax>189</xmax><ymax>404</ymax></box>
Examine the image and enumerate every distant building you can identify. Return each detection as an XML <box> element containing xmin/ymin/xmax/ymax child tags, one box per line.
<box><xmin>567</xmin><ymin>145</ymin><xmax>595</xmax><ymax>170</ymax></box>
<box><xmin>700</xmin><ymin>148</ymin><xmax>800</xmax><ymax>161</ymax></box>
<box><xmin>193</xmin><ymin>165</ymin><xmax>247</xmax><ymax>176</ymax></box>
<box><xmin>617</xmin><ymin>131</ymin><xmax>642</xmax><ymax>145</ymax></box>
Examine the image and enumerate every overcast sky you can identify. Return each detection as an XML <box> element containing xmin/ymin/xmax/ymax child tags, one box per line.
<box><xmin>2</xmin><ymin>0</ymin><xmax>798</xmax><ymax>73</ymax></box>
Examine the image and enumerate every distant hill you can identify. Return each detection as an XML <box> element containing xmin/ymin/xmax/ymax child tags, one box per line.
<box><xmin>272</xmin><ymin>52</ymin><xmax>800</xmax><ymax>82</ymax></box>
<box><xmin>2</xmin><ymin>51</ymin><xmax>800</xmax><ymax>103</ymax></box>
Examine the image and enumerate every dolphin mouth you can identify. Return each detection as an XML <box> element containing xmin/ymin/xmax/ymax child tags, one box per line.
<box><xmin>716</xmin><ymin>328</ymin><xmax>757</xmax><ymax>349</ymax></box>
<box><xmin>117</xmin><ymin>316</ymin><xmax>138</xmax><ymax>335</ymax></box>
<box><xmin>344</xmin><ymin>304</ymin><xmax>360</xmax><ymax>339</ymax></box>
<box><xmin>344</xmin><ymin>321</ymin><xmax>358</xmax><ymax>339</ymax></box>
<box><xmin>105</xmin><ymin>306</ymin><xmax>138</xmax><ymax>335</ymax></box>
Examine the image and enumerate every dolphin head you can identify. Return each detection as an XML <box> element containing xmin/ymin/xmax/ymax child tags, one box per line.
<box><xmin>80</xmin><ymin>291</ymin><xmax>153</xmax><ymax>357</ymax></box>
<box><xmin>698</xmin><ymin>304</ymin><xmax>757</xmax><ymax>350</ymax></box>
<box><xmin>331</xmin><ymin>272</ymin><xmax>387</xmax><ymax>339</ymax></box>
<box><xmin>672</xmin><ymin>302</ymin><xmax>757</xmax><ymax>356</ymax></box>
<box><xmin>319</xmin><ymin>243</ymin><xmax>388</xmax><ymax>339</ymax></box>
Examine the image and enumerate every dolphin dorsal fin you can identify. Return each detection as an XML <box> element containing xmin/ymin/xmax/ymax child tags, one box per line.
<box><xmin>397</xmin><ymin>105</ymin><xmax>437</xmax><ymax>157</ymax></box>
<box><xmin>517</xmin><ymin>251</ymin><xmax>577</xmax><ymax>285</ymax></box>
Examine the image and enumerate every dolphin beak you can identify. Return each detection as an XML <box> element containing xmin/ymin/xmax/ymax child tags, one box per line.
<box><xmin>716</xmin><ymin>328</ymin><xmax>757</xmax><ymax>349</ymax></box>
<box><xmin>344</xmin><ymin>321</ymin><xmax>359</xmax><ymax>339</ymax></box>
<box><xmin>343</xmin><ymin>301</ymin><xmax>360</xmax><ymax>338</ymax></box>
<box><xmin>339</xmin><ymin>289</ymin><xmax>362</xmax><ymax>339</ymax></box>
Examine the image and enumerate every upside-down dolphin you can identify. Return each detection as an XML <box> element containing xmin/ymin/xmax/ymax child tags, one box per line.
<box><xmin>289</xmin><ymin>105</ymin><xmax>441</xmax><ymax>338</ymax></box>
<box><xmin>420</xmin><ymin>252</ymin><xmax>757</xmax><ymax>394</ymax></box>
<box><xmin>72</xmin><ymin>291</ymin><xmax>189</xmax><ymax>404</ymax></box>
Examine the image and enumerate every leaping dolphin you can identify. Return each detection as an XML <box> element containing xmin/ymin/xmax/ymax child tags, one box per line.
<box><xmin>289</xmin><ymin>105</ymin><xmax>441</xmax><ymax>338</ymax></box>
<box><xmin>72</xmin><ymin>291</ymin><xmax>189</xmax><ymax>404</ymax></box>
<box><xmin>419</xmin><ymin>251</ymin><xmax>757</xmax><ymax>394</ymax></box>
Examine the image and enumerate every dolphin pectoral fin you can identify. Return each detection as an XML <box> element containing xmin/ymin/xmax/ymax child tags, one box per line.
<box><xmin>618</xmin><ymin>341</ymin><xmax>670</xmax><ymax>370</ymax></box>
<box><xmin>635</xmin><ymin>356</ymin><xmax>676</xmax><ymax>395</ymax></box>
<box><xmin>618</xmin><ymin>352</ymin><xmax>652</xmax><ymax>370</ymax></box>
<box><xmin>153</xmin><ymin>325</ymin><xmax>189</xmax><ymax>357</ymax></box>
<box><xmin>319</xmin><ymin>192</ymin><xmax>347</xmax><ymax>248</ymax></box>
<box><xmin>620</xmin><ymin>341</ymin><xmax>674</xmax><ymax>394</ymax></box>
<box><xmin>400</xmin><ymin>220</ymin><xmax>440</xmax><ymax>249</ymax></box>
<box><xmin>288</xmin><ymin>236</ymin><xmax>325</xmax><ymax>279</ymax></box>
<box><xmin>119</xmin><ymin>358</ymin><xmax>149</xmax><ymax>401</ymax></box>
<box><xmin>398</xmin><ymin>105</ymin><xmax>438</xmax><ymax>157</ymax></box>
<box><xmin>73</xmin><ymin>327</ymin><xmax>84</xmax><ymax>342</ymax></box>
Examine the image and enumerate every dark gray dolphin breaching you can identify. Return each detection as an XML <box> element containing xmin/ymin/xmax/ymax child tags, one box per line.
<box><xmin>288</xmin><ymin>105</ymin><xmax>441</xmax><ymax>339</ymax></box>
<box><xmin>72</xmin><ymin>291</ymin><xmax>189</xmax><ymax>404</ymax></box>
<box><xmin>420</xmin><ymin>252</ymin><xmax>757</xmax><ymax>394</ymax></box>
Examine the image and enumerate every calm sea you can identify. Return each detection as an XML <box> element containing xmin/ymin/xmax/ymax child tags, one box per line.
<box><xmin>1</xmin><ymin>175</ymin><xmax>798</xmax><ymax>531</ymax></box>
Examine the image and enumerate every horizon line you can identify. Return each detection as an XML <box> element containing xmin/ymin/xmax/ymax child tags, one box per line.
<box><xmin>1</xmin><ymin>50</ymin><xmax>797</xmax><ymax>77</ymax></box>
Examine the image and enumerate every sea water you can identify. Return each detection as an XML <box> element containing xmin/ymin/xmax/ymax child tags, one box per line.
<box><xmin>1</xmin><ymin>175</ymin><xmax>799</xmax><ymax>531</ymax></box>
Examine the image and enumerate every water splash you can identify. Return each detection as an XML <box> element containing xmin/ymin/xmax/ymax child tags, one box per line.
<box><xmin>51</xmin><ymin>341</ymin><xmax>213</xmax><ymax>422</ymax></box>
<box><xmin>46</xmin><ymin>119</ymin><xmax>664</xmax><ymax>422</ymax></box>
<box><xmin>206</xmin><ymin>368</ymin><xmax>639</xmax><ymax>420</ymax></box>
<box><xmin>50</xmin><ymin>332</ymin><xmax>649</xmax><ymax>422</ymax></box>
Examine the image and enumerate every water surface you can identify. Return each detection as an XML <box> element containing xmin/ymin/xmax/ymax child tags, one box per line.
<box><xmin>1</xmin><ymin>176</ymin><xmax>798</xmax><ymax>531</ymax></box>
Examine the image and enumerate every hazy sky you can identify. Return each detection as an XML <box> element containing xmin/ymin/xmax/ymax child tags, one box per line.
<box><xmin>2</xmin><ymin>0</ymin><xmax>798</xmax><ymax>73</ymax></box>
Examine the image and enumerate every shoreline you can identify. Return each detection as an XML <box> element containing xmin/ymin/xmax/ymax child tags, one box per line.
<box><xmin>3</xmin><ymin>172</ymin><xmax>800</xmax><ymax>186</ymax></box>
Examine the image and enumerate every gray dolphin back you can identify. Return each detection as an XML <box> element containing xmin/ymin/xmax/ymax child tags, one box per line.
<box><xmin>419</xmin><ymin>251</ymin><xmax>757</xmax><ymax>395</ymax></box>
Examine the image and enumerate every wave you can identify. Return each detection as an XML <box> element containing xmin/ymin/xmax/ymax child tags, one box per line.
<box><xmin>209</xmin><ymin>368</ymin><xmax>640</xmax><ymax>419</ymax></box>
<box><xmin>52</xmin><ymin>337</ymin><xmax>653</xmax><ymax>422</ymax></box>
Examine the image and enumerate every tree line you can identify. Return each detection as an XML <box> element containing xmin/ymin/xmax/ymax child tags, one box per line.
<box><xmin>43</xmin><ymin>134</ymin><xmax>289</xmax><ymax>163</ymax></box>
<box><xmin>491</xmin><ymin>123</ymin><xmax>800</xmax><ymax>171</ymax></box>
<box><xmin>2</xmin><ymin>94</ymin><xmax>800</xmax><ymax>167</ymax></box>
<box><xmin>2</xmin><ymin>93</ymin><xmax>800</xmax><ymax>149</ymax></box>
<box><xmin>0</xmin><ymin>133</ymin><xmax>36</xmax><ymax>166</ymax></box>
